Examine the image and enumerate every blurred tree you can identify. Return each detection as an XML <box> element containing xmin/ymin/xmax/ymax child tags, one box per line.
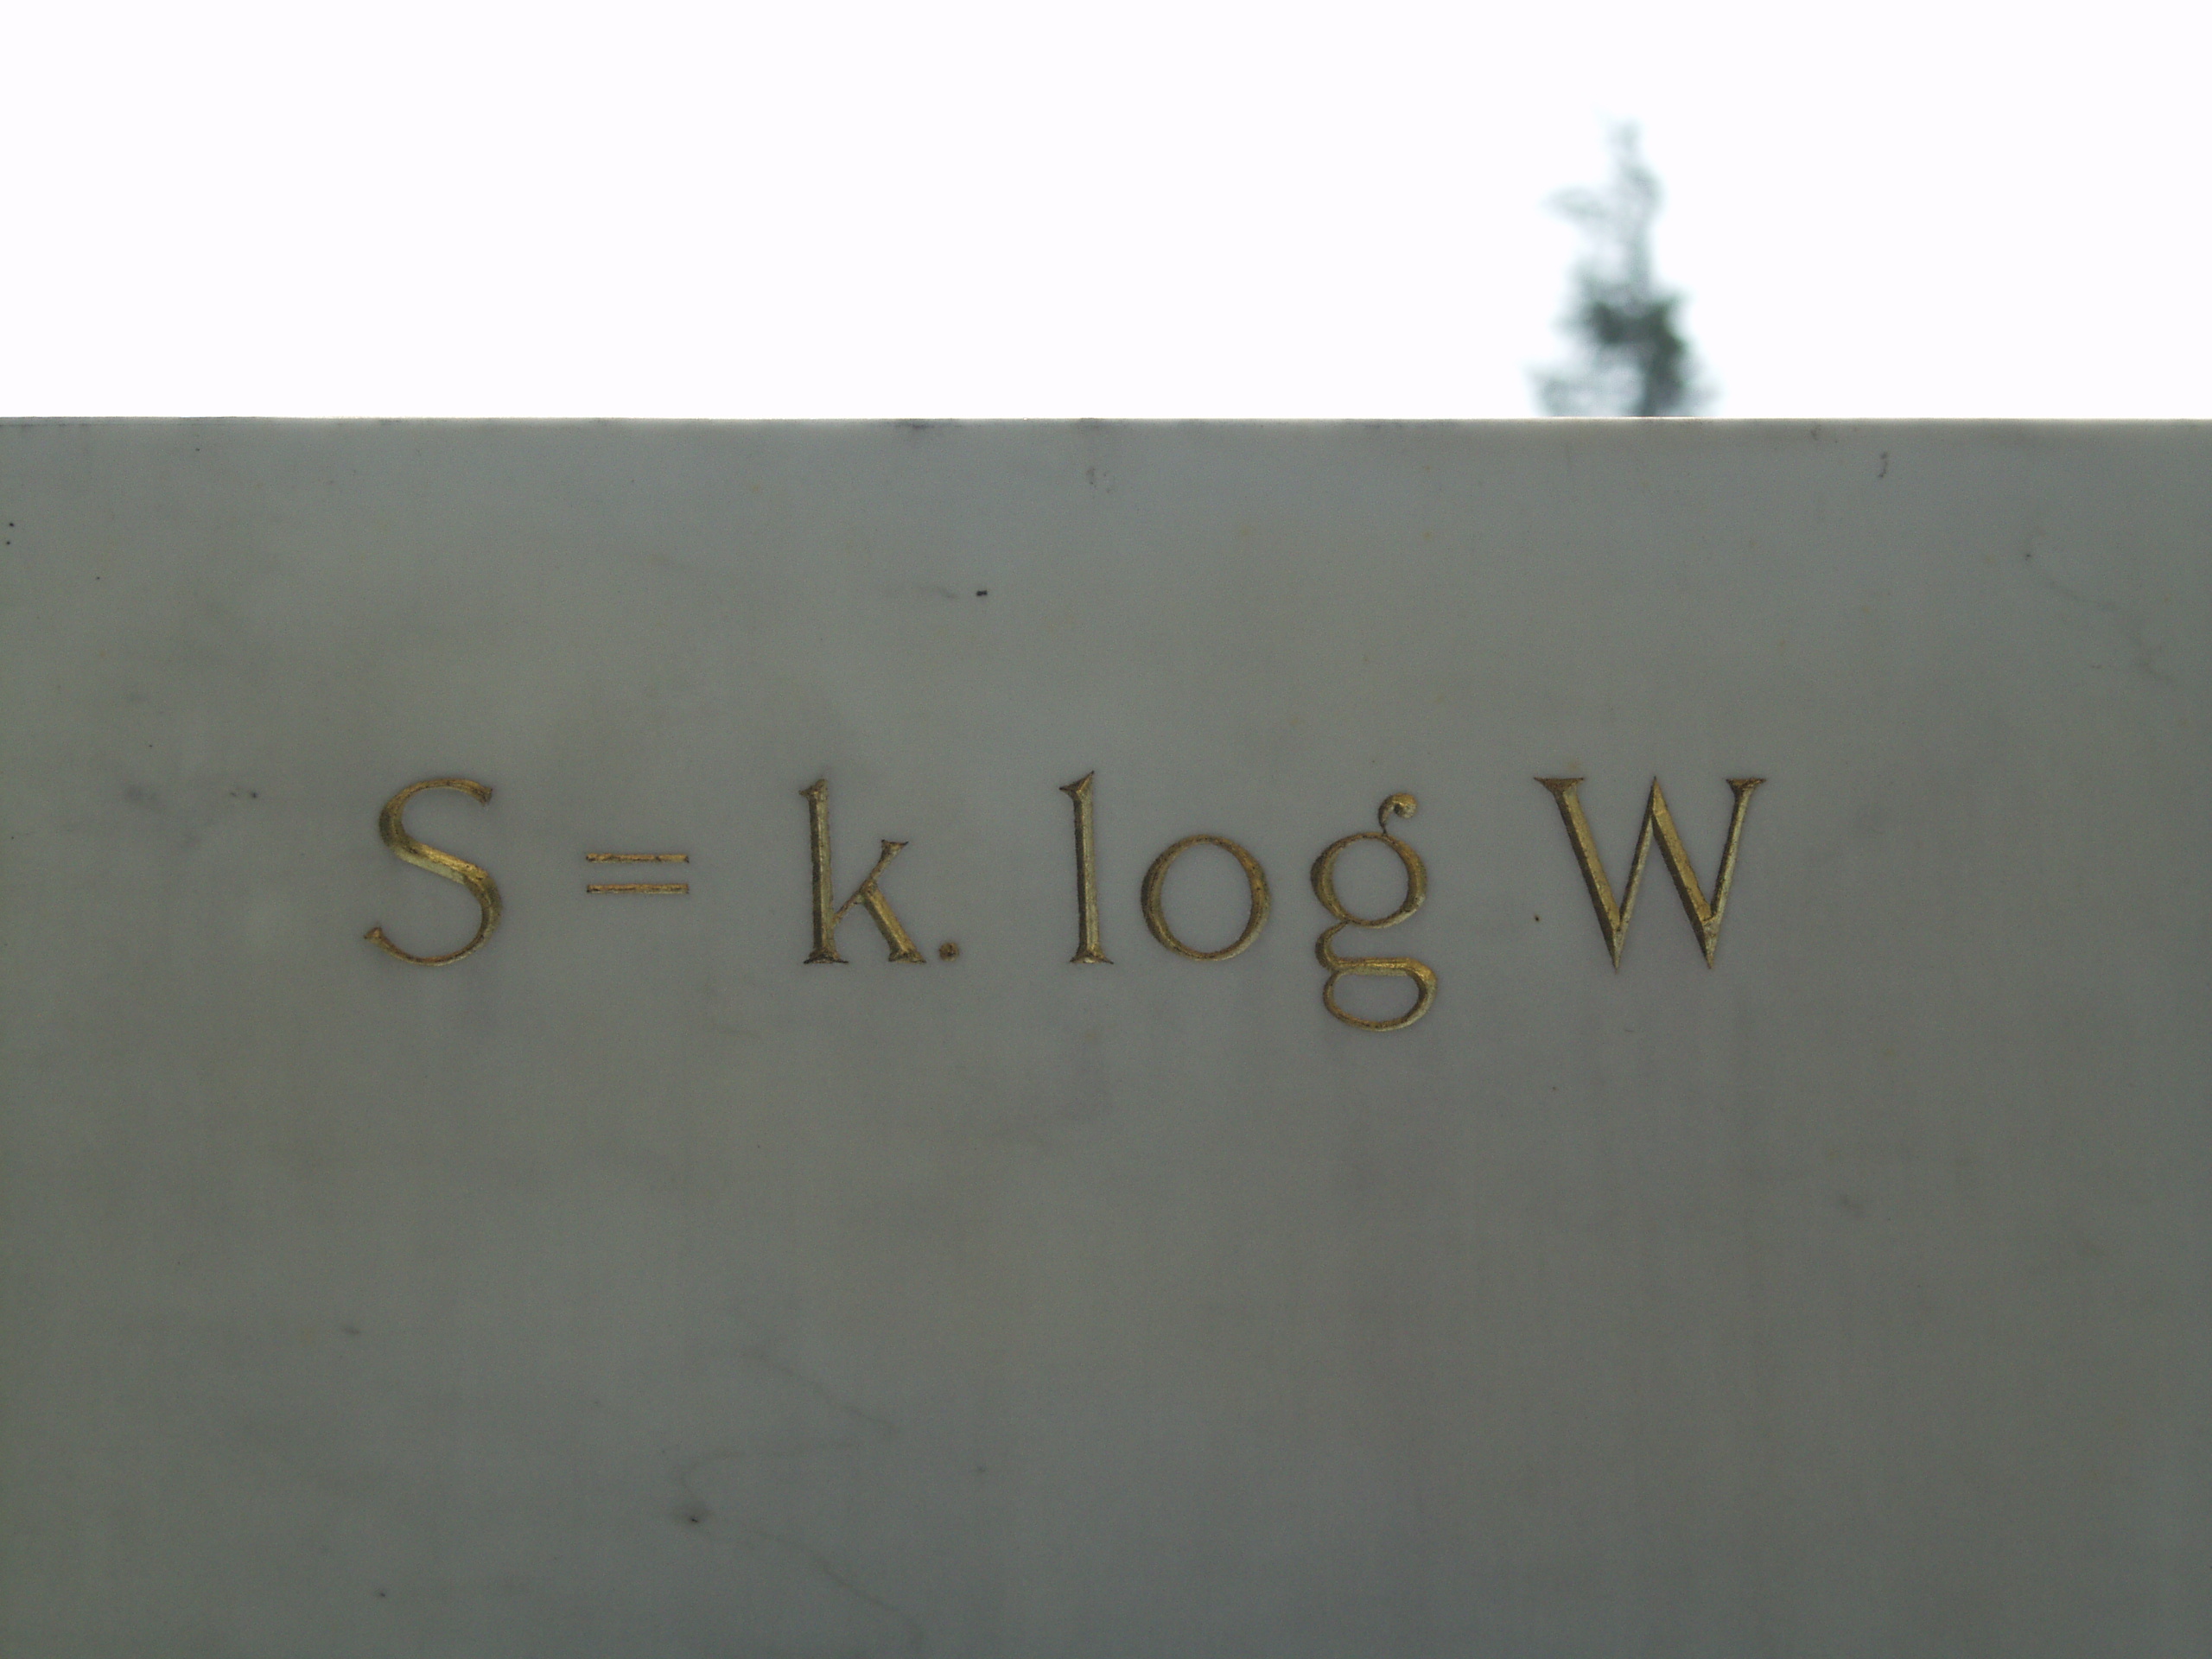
<box><xmin>1535</xmin><ymin>125</ymin><xmax>1707</xmax><ymax>416</ymax></box>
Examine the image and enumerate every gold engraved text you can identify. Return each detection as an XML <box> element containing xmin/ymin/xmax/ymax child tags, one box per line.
<box><xmin>585</xmin><ymin>852</ymin><xmax>689</xmax><ymax>894</ymax></box>
<box><xmin>1536</xmin><ymin>775</ymin><xmax>1764</xmax><ymax>968</ymax></box>
<box><xmin>1060</xmin><ymin>772</ymin><xmax>1110</xmax><ymax>964</ymax></box>
<box><xmin>1141</xmin><ymin>834</ymin><xmax>1271</xmax><ymax>962</ymax></box>
<box><xmin>1310</xmin><ymin>792</ymin><xmax>1437</xmax><ymax>1032</ymax></box>
<box><xmin>364</xmin><ymin>777</ymin><xmax>503</xmax><ymax>966</ymax></box>
<box><xmin>802</xmin><ymin>779</ymin><xmax>925</xmax><ymax>964</ymax></box>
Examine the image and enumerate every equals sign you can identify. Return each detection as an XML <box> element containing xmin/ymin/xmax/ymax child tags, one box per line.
<box><xmin>586</xmin><ymin>852</ymin><xmax>689</xmax><ymax>894</ymax></box>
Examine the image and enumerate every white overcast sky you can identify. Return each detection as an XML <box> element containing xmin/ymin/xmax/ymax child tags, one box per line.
<box><xmin>5</xmin><ymin>0</ymin><xmax>2205</xmax><ymax>416</ymax></box>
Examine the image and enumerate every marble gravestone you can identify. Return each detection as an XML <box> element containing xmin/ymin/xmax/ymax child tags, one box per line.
<box><xmin>1</xmin><ymin>421</ymin><xmax>2206</xmax><ymax>1657</ymax></box>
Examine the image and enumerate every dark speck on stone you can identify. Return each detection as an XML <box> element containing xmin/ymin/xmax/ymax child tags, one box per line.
<box><xmin>976</xmin><ymin>589</ymin><xmax>988</xmax><ymax>597</ymax></box>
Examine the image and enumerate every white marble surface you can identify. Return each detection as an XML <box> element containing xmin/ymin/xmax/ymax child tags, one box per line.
<box><xmin>2</xmin><ymin>421</ymin><xmax>2207</xmax><ymax>1656</ymax></box>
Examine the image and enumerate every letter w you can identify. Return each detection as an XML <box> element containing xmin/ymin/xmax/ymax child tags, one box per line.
<box><xmin>1536</xmin><ymin>777</ymin><xmax>1764</xmax><ymax>968</ymax></box>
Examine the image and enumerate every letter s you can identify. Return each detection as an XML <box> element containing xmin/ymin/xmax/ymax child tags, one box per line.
<box><xmin>364</xmin><ymin>777</ymin><xmax>503</xmax><ymax>966</ymax></box>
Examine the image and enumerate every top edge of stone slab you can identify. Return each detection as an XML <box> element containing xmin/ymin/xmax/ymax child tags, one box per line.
<box><xmin>3</xmin><ymin>416</ymin><xmax>2210</xmax><ymax>434</ymax></box>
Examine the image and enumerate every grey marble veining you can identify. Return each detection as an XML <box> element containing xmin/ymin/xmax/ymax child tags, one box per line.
<box><xmin>1</xmin><ymin>421</ymin><xmax>2207</xmax><ymax>1656</ymax></box>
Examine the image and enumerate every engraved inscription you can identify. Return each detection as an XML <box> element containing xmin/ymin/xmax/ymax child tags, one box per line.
<box><xmin>585</xmin><ymin>851</ymin><xmax>690</xmax><ymax>894</ymax></box>
<box><xmin>1060</xmin><ymin>772</ymin><xmax>1110</xmax><ymax>964</ymax></box>
<box><xmin>1141</xmin><ymin>834</ymin><xmax>1272</xmax><ymax>962</ymax></box>
<box><xmin>365</xmin><ymin>777</ymin><xmax>504</xmax><ymax>966</ymax></box>
<box><xmin>1310</xmin><ymin>792</ymin><xmax>1437</xmax><ymax>1032</ymax></box>
<box><xmin>1536</xmin><ymin>776</ymin><xmax>1764</xmax><ymax>968</ymax></box>
<box><xmin>357</xmin><ymin>765</ymin><xmax>1769</xmax><ymax>995</ymax></box>
<box><xmin>802</xmin><ymin>779</ymin><xmax>926</xmax><ymax>964</ymax></box>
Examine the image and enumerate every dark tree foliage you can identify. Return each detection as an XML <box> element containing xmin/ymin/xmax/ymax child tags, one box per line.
<box><xmin>1535</xmin><ymin>125</ymin><xmax>1707</xmax><ymax>417</ymax></box>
